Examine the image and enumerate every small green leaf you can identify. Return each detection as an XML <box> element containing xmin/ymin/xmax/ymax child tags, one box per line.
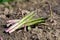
<box><xmin>0</xmin><ymin>0</ymin><xmax>13</xmax><ymax>3</ymax></box>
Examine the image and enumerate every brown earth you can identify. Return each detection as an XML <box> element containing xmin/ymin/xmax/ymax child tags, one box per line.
<box><xmin>0</xmin><ymin>0</ymin><xmax>60</xmax><ymax>40</ymax></box>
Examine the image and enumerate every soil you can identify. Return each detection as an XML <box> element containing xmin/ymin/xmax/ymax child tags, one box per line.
<box><xmin>0</xmin><ymin>0</ymin><xmax>60</xmax><ymax>40</ymax></box>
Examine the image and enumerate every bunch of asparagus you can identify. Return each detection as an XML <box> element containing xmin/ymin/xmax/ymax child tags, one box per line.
<box><xmin>5</xmin><ymin>11</ymin><xmax>46</xmax><ymax>33</ymax></box>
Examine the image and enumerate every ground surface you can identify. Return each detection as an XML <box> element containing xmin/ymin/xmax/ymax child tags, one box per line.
<box><xmin>0</xmin><ymin>0</ymin><xmax>60</xmax><ymax>40</ymax></box>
